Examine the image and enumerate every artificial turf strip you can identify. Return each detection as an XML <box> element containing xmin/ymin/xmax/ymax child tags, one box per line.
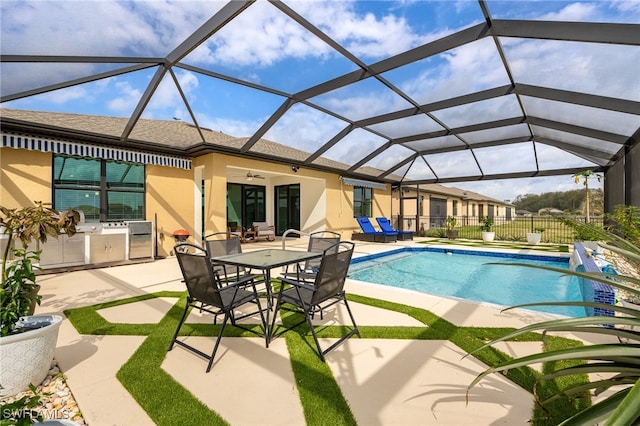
<box><xmin>285</xmin><ymin>333</ymin><xmax>358</xmax><ymax>426</ymax></box>
<box><xmin>63</xmin><ymin>291</ymin><xmax>590</xmax><ymax>425</ymax></box>
<box><xmin>530</xmin><ymin>336</ymin><xmax>590</xmax><ymax>426</ymax></box>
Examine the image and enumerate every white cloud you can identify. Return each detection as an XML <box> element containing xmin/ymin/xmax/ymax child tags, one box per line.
<box><xmin>264</xmin><ymin>104</ymin><xmax>346</xmax><ymax>151</ymax></box>
<box><xmin>538</xmin><ymin>2</ymin><xmax>598</xmax><ymax>21</ymax></box>
<box><xmin>6</xmin><ymin>1</ymin><xmax>224</xmax><ymax>57</ymax></box>
<box><xmin>198</xmin><ymin>1</ymin><xmax>331</xmax><ymax>67</ymax></box>
<box><xmin>38</xmin><ymin>86</ymin><xmax>88</xmax><ymax>104</ymax></box>
<box><xmin>143</xmin><ymin>70</ymin><xmax>199</xmax><ymax>117</ymax></box>
<box><xmin>107</xmin><ymin>81</ymin><xmax>143</xmax><ymax>113</ymax></box>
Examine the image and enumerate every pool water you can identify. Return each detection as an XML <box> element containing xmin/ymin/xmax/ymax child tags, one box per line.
<box><xmin>349</xmin><ymin>249</ymin><xmax>584</xmax><ymax>317</ymax></box>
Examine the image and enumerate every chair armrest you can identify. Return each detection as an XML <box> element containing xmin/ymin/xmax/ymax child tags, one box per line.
<box><xmin>220</xmin><ymin>272</ymin><xmax>263</xmax><ymax>290</ymax></box>
<box><xmin>279</xmin><ymin>277</ymin><xmax>315</xmax><ymax>292</ymax></box>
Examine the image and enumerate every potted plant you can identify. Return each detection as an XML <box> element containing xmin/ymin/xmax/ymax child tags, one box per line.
<box><xmin>479</xmin><ymin>216</ymin><xmax>495</xmax><ymax>242</ymax></box>
<box><xmin>445</xmin><ymin>216</ymin><xmax>458</xmax><ymax>239</ymax></box>
<box><xmin>526</xmin><ymin>227</ymin><xmax>545</xmax><ymax>245</ymax></box>
<box><xmin>0</xmin><ymin>202</ymin><xmax>79</xmax><ymax>398</ymax></box>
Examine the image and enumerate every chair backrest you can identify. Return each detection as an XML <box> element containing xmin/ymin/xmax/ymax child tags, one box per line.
<box><xmin>204</xmin><ymin>232</ymin><xmax>245</xmax><ymax>277</ymax></box>
<box><xmin>204</xmin><ymin>232</ymin><xmax>242</xmax><ymax>258</ymax></box>
<box><xmin>305</xmin><ymin>231</ymin><xmax>341</xmax><ymax>271</ymax></box>
<box><xmin>174</xmin><ymin>243</ymin><xmax>224</xmax><ymax>308</ymax></box>
<box><xmin>312</xmin><ymin>241</ymin><xmax>355</xmax><ymax>305</ymax></box>
<box><xmin>375</xmin><ymin>217</ymin><xmax>395</xmax><ymax>232</ymax></box>
<box><xmin>356</xmin><ymin>217</ymin><xmax>378</xmax><ymax>234</ymax></box>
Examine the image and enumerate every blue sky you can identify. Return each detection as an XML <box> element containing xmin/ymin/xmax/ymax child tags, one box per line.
<box><xmin>2</xmin><ymin>0</ymin><xmax>638</xmax><ymax>201</ymax></box>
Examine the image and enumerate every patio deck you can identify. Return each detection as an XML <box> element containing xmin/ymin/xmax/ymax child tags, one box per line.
<box><xmin>33</xmin><ymin>237</ymin><xmax>609</xmax><ymax>425</ymax></box>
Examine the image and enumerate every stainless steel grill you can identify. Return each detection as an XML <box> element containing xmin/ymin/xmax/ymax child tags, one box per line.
<box><xmin>128</xmin><ymin>221</ymin><xmax>153</xmax><ymax>259</ymax></box>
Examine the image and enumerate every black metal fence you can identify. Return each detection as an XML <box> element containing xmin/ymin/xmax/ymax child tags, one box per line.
<box><xmin>394</xmin><ymin>215</ymin><xmax>604</xmax><ymax>244</ymax></box>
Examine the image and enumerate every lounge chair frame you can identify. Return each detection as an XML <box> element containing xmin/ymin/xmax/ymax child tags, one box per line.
<box><xmin>375</xmin><ymin>217</ymin><xmax>414</xmax><ymax>240</ymax></box>
<box><xmin>354</xmin><ymin>217</ymin><xmax>398</xmax><ymax>243</ymax></box>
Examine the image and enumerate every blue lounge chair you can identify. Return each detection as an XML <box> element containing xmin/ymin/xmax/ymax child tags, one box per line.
<box><xmin>376</xmin><ymin>217</ymin><xmax>414</xmax><ymax>240</ymax></box>
<box><xmin>353</xmin><ymin>217</ymin><xmax>397</xmax><ymax>243</ymax></box>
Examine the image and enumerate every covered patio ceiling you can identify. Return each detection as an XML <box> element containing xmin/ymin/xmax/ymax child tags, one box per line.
<box><xmin>1</xmin><ymin>0</ymin><xmax>639</xmax><ymax>186</ymax></box>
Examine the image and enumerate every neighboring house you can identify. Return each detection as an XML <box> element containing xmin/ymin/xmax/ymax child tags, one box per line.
<box><xmin>516</xmin><ymin>209</ymin><xmax>533</xmax><ymax>216</ymax></box>
<box><xmin>0</xmin><ymin>109</ymin><xmax>394</xmax><ymax>263</ymax></box>
<box><xmin>391</xmin><ymin>184</ymin><xmax>513</xmax><ymax>231</ymax></box>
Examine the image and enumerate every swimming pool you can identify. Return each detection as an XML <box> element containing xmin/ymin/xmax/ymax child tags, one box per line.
<box><xmin>349</xmin><ymin>248</ymin><xmax>584</xmax><ymax>317</ymax></box>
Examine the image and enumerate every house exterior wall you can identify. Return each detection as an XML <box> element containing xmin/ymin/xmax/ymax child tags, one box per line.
<box><xmin>0</xmin><ymin>146</ymin><xmax>393</xmax><ymax>259</ymax></box>
<box><xmin>195</xmin><ymin>152</ymin><xmax>391</xmax><ymax>240</ymax></box>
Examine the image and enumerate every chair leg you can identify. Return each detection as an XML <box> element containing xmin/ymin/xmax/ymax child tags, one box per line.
<box><xmin>342</xmin><ymin>296</ymin><xmax>360</xmax><ymax>338</ymax></box>
<box><xmin>253</xmin><ymin>292</ymin><xmax>267</xmax><ymax>346</ymax></box>
<box><xmin>308</xmin><ymin>295</ymin><xmax>360</xmax><ymax>361</ymax></box>
<box><xmin>269</xmin><ymin>297</ymin><xmax>283</xmax><ymax>346</ymax></box>
<box><xmin>305</xmin><ymin>308</ymin><xmax>325</xmax><ymax>362</ymax></box>
<box><xmin>206</xmin><ymin>312</ymin><xmax>230</xmax><ymax>373</ymax></box>
<box><xmin>168</xmin><ymin>301</ymin><xmax>191</xmax><ymax>351</ymax></box>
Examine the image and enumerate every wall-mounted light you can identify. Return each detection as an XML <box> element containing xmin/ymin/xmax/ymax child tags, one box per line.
<box><xmin>292</xmin><ymin>166</ymin><xmax>299</xmax><ymax>173</ymax></box>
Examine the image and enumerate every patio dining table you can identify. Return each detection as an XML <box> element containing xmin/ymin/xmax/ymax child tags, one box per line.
<box><xmin>211</xmin><ymin>248</ymin><xmax>322</xmax><ymax>345</ymax></box>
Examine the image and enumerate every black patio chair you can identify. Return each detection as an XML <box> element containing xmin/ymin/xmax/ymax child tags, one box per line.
<box><xmin>169</xmin><ymin>243</ymin><xmax>266</xmax><ymax>372</ymax></box>
<box><xmin>270</xmin><ymin>241</ymin><xmax>360</xmax><ymax>361</ymax></box>
<box><xmin>204</xmin><ymin>231</ymin><xmax>250</xmax><ymax>282</ymax></box>
<box><xmin>282</xmin><ymin>230</ymin><xmax>341</xmax><ymax>282</ymax></box>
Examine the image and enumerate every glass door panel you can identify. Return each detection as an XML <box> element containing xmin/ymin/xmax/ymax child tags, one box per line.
<box><xmin>275</xmin><ymin>184</ymin><xmax>300</xmax><ymax>235</ymax></box>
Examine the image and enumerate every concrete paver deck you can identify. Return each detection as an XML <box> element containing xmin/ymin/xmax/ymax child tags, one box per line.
<box><xmin>33</xmin><ymin>238</ymin><xmax>592</xmax><ymax>425</ymax></box>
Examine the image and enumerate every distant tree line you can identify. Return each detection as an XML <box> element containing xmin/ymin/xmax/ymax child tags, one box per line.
<box><xmin>512</xmin><ymin>188</ymin><xmax>604</xmax><ymax>215</ymax></box>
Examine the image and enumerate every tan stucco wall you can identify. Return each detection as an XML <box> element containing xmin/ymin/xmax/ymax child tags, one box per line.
<box><xmin>145</xmin><ymin>164</ymin><xmax>195</xmax><ymax>257</ymax></box>
<box><xmin>0</xmin><ymin>148</ymin><xmax>52</xmax><ymax>208</ymax></box>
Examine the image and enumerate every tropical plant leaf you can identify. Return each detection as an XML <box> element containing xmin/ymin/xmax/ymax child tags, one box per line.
<box><xmin>469</xmin><ymin>344</ymin><xmax>640</xmax><ymax>389</ymax></box>
<box><xmin>538</xmin><ymin>377</ymin><xmax>637</xmax><ymax>405</ymax></box>
<box><xmin>469</xmin><ymin>209</ymin><xmax>640</xmax><ymax>425</ymax></box>
<box><xmin>539</xmin><ymin>362</ymin><xmax>640</xmax><ymax>379</ymax></box>
<box><xmin>604</xmin><ymin>379</ymin><xmax>640</xmax><ymax>426</ymax></box>
<box><xmin>466</xmin><ymin>317</ymin><xmax>640</xmax><ymax>358</ymax></box>
<box><xmin>557</xmin><ymin>388</ymin><xmax>629</xmax><ymax>426</ymax></box>
<box><xmin>599</xmin><ymin>242</ymin><xmax>640</xmax><ymax>264</ymax></box>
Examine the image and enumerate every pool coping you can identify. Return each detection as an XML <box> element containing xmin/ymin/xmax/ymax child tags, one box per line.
<box><xmin>351</xmin><ymin>245</ymin><xmax>571</xmax><ymax>264</ymax></box>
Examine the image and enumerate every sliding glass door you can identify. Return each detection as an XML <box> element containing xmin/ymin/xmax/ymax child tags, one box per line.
<box><xmin>227</xmin><ymin>183</ymin><xmax>266</xmax><ymax>229</ymax></box>
<box><xmin>275</xmin><ymin>184</ymin><xmax>300</xmax><ymax>236</ymax></box>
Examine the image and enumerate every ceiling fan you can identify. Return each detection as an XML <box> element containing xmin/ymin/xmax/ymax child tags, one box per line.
<box><xmin>242</xmin><ymin>171</ymin><xmax>265</xmax><ymax>181</ymax></box>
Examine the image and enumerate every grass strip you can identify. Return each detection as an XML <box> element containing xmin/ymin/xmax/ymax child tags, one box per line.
<box><xmin>530</xmin><ymin>336</ymin><xmax>590</xmax><ymax>426</ymax></box>
<box><xmin>286</xmin><ymin>332</ymin><xmax>358</xmax><ymax>426</ymax></box>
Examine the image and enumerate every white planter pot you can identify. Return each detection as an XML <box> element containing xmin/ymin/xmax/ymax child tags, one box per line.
<box><xmin>526</xmin><ymin>233</ymin><xmax>542</xmax><ymax>245</ymax></box>
<box><xmin>481</xmin><ymin>231</ymin><xmax>495</xmax><ymax>242</ymax></box>
<box><xmin>0</xmin><ymin>315</ymin><xmax>63</xmax><ymax>397</ymax></box>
